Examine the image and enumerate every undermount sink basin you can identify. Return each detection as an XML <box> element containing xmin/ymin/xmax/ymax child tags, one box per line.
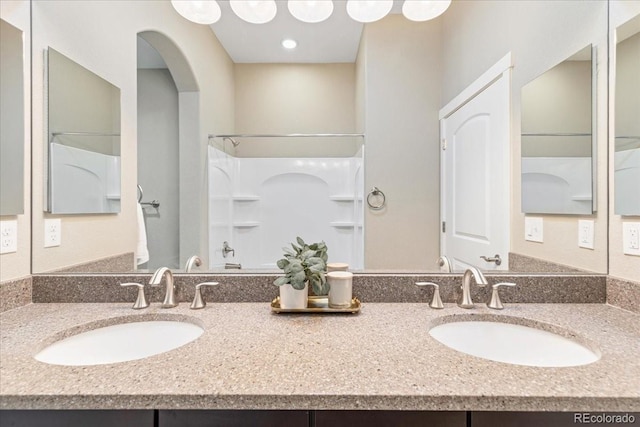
<box><xmin>35</xmin><ymin>319</ymin><xmax>204</xmax><ymax>366</ymax></box>
<box><xmin>429</xmin><ymin>318</ymin><xmax>600</xmax><ymax>367</ymax></box>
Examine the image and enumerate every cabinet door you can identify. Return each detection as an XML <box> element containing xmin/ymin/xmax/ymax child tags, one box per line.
<box><xmin>159</xmin><ymin>410</ymin><xmax>309</xmax><ymax>427</ymax></box>
<box><xmin>0</xmin><ymin>410</ymin><xmax>154</xmax><ymax>427</ymax></box>
<box><xmin>315</xmin><ymin>410</ymin><xmax>466</xmax><ymax>427</ymax></box>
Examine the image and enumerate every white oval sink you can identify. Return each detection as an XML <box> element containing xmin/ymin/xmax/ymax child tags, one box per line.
<box><xmin>35</xmin><ymin>320</ymin><xmax>204</xmax><ymax>366</ymax></box>
<box><xmin>429</xmin><ymin>320</ymin><xmax>600</xmax><ymax>367</ymax></box>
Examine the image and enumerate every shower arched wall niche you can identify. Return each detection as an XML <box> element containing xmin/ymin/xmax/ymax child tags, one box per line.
<box><xmin>208</xmin><ymin>141</ymin><xmax>364</xmax><ymax>270</ymax></box>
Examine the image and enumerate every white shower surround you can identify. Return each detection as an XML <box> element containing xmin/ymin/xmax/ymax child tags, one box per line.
<box><xmin>208</xmin><ymin>146</ymin><xmax>364</xmax><ymax>270</ymax></box>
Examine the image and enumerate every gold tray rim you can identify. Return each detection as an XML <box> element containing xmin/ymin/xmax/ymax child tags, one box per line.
<box><xmin>271</xmin><ymin>295</ymin><xmax>361</xmax><ymax>314</ymax></box>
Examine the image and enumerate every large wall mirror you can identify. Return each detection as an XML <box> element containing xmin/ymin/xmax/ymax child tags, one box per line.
<box><xmin>521</xmin><ymin>45</ymin><xmax>596</xmax><ymax>215</ymax></box>
<box><xmin>614</xmin><ymin>14</ymin><xmax>640</xmax><ymax>216</ymax></box>
<box><xmin>29</xmin><ymin>0</ymin><xmax>609</xmax><ymax>275</ymax></box>
<box><xmin>0</xmin><ymin>18</ymin><xmax>25</xmax><ymax>215</ymax></box>
<box><xmin>46</xmin><ymin>47</ymin><xmax>121</xmax><ymax>214</ymax></box>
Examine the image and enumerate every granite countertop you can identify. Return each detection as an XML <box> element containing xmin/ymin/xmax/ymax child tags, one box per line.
<box><xmin>1</xmin><ymin>302</ymin><xmax>639</xmax><ymax>411</ymax></box>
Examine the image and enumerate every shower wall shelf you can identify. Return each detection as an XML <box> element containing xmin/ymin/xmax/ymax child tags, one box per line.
<box><xmin>330</xmin><ymin>221</ymin><xmax>357</xmax><ymax>228</ymax></box>
<box><xmin>329</xmin><ymin>195</ymin><xmax>362</xmax><ymax>201</ymax></box>
<box><xmin>232</xmin><ymin>222</ymin><xmax>260</xmax><ymax>228</ymax></box>
<box><xmin>232</xmin><ymin>195</ymin><xmax>261</xmax><ymax>201</ymax></box>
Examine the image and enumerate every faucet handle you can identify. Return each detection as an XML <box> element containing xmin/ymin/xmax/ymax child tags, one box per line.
<box><xmin>120</xmin><ymin>282</ymin><xmax>149</xmax><ymax>309</ymax></box>
<box><xmin>416</xmin><ymin>282</ymin><xmax>444</xmax><ymax>309</ymax></box>
<box><xmin>488</xmin><ymin>282</ymin><xmax>516</xmax><ymax>310</ymax></box>
<box><xmin>190</xmin><ymin>282</ymin><xmax>219</xmax><ymax>310</ymax></box>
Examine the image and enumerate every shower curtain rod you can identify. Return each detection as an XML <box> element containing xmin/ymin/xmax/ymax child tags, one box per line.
<box><xmin>208</xmin><ymin>133</ymin><xmax>364</xmax><ymax>139</ymax></box>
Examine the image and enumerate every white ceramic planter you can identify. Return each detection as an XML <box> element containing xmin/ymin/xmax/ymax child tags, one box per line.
<box><xmin>279</xmin><ymin>282</ymin><xmax>308</xmax><ymax>309</ymax></box>
<box><xmin>327</xmin><ymin>271</ymin><xmax>353</xmax><ymax>308</ymax></box>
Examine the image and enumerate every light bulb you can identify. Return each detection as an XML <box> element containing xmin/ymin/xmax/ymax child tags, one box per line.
<box><xmin>402</xmin><ymin>0</ymin><xmax>452</xmax><ymax>22</ymax></box>
<box><xmin>171</xmin><ymin>0</ymin><xmax>221</xmax><ymax>25</ymax></box>
<box><xmin>230</xmin><ymin>0</ymin><xmax>277</xmax><ymax>24</ymax></box>
<box><xmin>346</xmin><ymin>0</ymin><xmax>393</xmax><ymax>23</ymax></box>
<box><xmin>288</xmin><ymin>0</ymin><xmax>334</xmax><ymax>23</ymax></box>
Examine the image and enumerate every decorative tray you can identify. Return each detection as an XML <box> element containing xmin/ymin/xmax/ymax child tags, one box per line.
<box><xmin>271</xmin><ymin>296</ymin><xmax>361</xmax><ymax>314</ymax></box>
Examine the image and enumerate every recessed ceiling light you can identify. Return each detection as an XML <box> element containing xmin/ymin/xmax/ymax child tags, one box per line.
<box><xmin>282</xmin><ymin>39</ymin><xmax>298</xmax><ymax>49</ymax></box>
<box><xmin>171</xmin><ymin>0</ymin><xmax>221</xmax><ymax>25</ymax></box>
<box><xmin>230</xmin><ymin>0</ymin><xmax>277</xmax><ymax>24</ymax></box>
<box><xmin>288</xmin><ymin>0</ymin><xmax>334</xmax><ymax>23</ymax></box>
<box><xmin>402</xmin><ymin>0</ymin><xmax>452</xmax><ymax>22</ymax></box>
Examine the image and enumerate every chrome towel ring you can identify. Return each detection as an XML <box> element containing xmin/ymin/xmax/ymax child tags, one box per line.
<box><xmin>367</xmin><ymin>187</ymin><xmax>386</xmax><ymax>210</ymax></box>
<box><xmin>137</xmin><ymin>184</ymin><xmax>160</xmax><ymax>208</ymax></box>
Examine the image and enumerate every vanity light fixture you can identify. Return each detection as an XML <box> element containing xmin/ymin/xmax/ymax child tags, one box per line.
<box><xmin>288</xmin><ymin>0</ymin><xmax>334</xmax><ymax>23</ymax></box>
<box><xmin>282</xmin><ymin>38</ymin><xmax>298</xmax><ymax>49</ymax></box>
<box><xmin>171</xmin><ymin>0</ymin><xmax>221</xmax><ymax>25</ymax></box>
<box><xmin>346</xmin><ymin>0</ymin><xmax>393</xmax><ymax>23</ymax></box>
<box><xmin>230</xmin><ymin>0</ymin><xmax>277</xmax><ymax>24</ymax></box>
<box><xmin>402</xmin><ymin>0</ymin><xmax>452</xmax><ymax>22</ymax></box>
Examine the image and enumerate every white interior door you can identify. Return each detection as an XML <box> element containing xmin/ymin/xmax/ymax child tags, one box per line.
<box><xmin>440</xmin><ymin>65</ymin><xmax>510</xmax><ymax>271</ymax></box>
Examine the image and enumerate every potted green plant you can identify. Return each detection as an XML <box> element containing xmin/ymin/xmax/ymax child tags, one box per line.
<box><xmin>274</xmin><ymin>237</ymin><xmax>329</xmax><ymax>309</ymax></box>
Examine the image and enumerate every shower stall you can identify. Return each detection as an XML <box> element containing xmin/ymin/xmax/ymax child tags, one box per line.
<box><xmin>208</xmin><ymin>134</ymin><xmax>364</xmax><ymax>270</ymax></box>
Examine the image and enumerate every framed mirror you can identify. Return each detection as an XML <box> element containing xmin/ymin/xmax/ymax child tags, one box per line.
<box><xmin>521</xmin><ymin>45</ymin><xmax>596</xmax><ymax>215</ymax></box>
<box><xmin>614</xmin><ymin>15</ymin><xmax>640</xmax><ymax>216</ymax></box>
<box><xmin>46</xmin><ymin>47</ymin><xmax>121</xmax><ymax>214</ymax></box>
<box><xmin>0</xmin><ymin>19</ymin><xmax>25</xmax><ymax>215</ymax></box>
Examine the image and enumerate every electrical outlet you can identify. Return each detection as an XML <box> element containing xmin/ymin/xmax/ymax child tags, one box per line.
<box><xmin>44</xmin><ymin>218</ymin><xmax>61</xmax><ymax>248</ymax></box>
<box><xmin>525</xmin><ymin>217</ymin><xmax>543</xmax><ymax>243</ymax></box>
<box><xmin>578</xmin><ymin>220</ymin><xmax>595</xmax><ymax>250</ymax></box>
<box><xmin>0</xmin><ymin>220</ymin><xmax>18</xmax><ymax>254</ymax></box>
<box><xmin>623</xmin><ymin>222</ymin><xmax>640</xmax><ymax>256</ymax></box>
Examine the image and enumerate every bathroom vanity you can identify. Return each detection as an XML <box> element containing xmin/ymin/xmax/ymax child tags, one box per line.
<box><xmin>1</xmin><ymin>287</ymin><xmax>639</xmax><ymax>426</ymax></box>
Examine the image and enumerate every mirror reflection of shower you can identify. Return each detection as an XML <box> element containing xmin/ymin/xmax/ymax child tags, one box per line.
<box><xmin>208</xmin><ymin>134</ymin><xmax>365</xmax><ymax>271</ymax></box>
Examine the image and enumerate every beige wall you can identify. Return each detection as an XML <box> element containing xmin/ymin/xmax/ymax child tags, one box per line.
<box><xmin>31</xmin><ymin>0</ymin><xmax>234</xmax><ymax>273</ymax></box>
<box><xmin>610</xmin><ymin>0</ymin><xmax>640</xmax><ymax>282</ymax></box>
<box><xmin>359</xmin><ymin>15</ymin><xmax>442</xmax><ymax>269</ymax></box>
<box><xmin>441</xmin><ymin>0</ymin><xmax>609</xmax><ymax>273</ymax></box>
<box><xmin>233</xmin><ymin>63</ymin><xmax>357</xmax><ymax>158</ymax></box>
<box><xmin>0</xmin><ymin>0</ymin><xmax>31</xmax><ymax>282</ymax></box>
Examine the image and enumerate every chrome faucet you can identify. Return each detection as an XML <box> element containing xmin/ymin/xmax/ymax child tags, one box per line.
<box><xmin>458</xmin><ymin>266</ymin><xmax>488</xmax><ymax>308</ymax></box>
<box><xmin>222</xmin><ymin>241</ymin><xmax>235</xmax><ymax>258</ymax></box>
<box><xmin>150</xmin><ymin>267</ymin><xmax>178</xmax><ymax>308</ymax></box>
<box><xmin>184</xmin><ymin>255</ymin><xmax>202</xmax><ymax>273</ymax></box>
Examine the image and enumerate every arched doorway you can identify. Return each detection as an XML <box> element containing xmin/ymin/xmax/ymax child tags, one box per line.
<box><xmin>136</xmin><ymin>31</ymin><xmax>200</xmax><ymax>270</ymax></box>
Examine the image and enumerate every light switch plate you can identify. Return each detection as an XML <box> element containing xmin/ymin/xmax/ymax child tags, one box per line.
<box><xmin>578</xmin><ymin>220</ymin><xmax>595</xmax><ymax>250</ymax></box>
<box><xmin>623</xmin><ymin>222</ymin><xmax>640</xmax><ymax>256</ymax></box>
<box><xmin>0</xmin><ymin>220</ymin><xmax>18</xmax><ymax>254</ymax></box>
<box><xmin>525</xmin><ymin>217</ymin><xmax>543</xmax><ymax>243</ymax></box>
<box><xmin>44</xmin><ymin>218</ymin><xmax>61</xmax><ymax>248</ymax></box>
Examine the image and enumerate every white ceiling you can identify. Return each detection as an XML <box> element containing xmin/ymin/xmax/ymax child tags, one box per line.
<box><xmin>210</xmin><ymin>0</ymin><xmax>405</xmax><ymax>63</ymax></box>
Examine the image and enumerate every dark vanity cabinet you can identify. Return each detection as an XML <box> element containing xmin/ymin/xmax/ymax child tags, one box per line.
<box><xmin>315</xmin><ymin>410</ymin><xmax>466</xmax><ymax>426</ymax></box>
<box><xmin>159</xmin><ymin>410</ymin><xmax>310</xmax><ymax>427</ymax></box>
<box><xmin>4</xmin><ymin>410</ymin><xmax>636</xmax><ymax>426</ymax></box>
<box><xmin>0</xmin><ymin>410</ymin><xmax>154</xmax><ymax>427</ymax></box>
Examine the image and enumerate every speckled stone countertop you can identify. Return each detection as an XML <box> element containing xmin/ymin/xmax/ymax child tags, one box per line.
<box><xmin>1</xmin><ymin>302</ymin><xmax>638</xmax><ymax>411</ymax></box>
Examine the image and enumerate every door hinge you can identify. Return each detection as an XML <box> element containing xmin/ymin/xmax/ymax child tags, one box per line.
<box><xmin>442</xmin><ymin>138</ymin><xmax>447</xmax><ymax>150</ymax></box>
<box><xmin>442</xmin><ymin>221</ymin><xmax>446</xmax><ymax>233</ymax></box>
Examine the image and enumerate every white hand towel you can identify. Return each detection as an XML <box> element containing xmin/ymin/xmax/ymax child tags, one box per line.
<box><xmin>136</xmin><ymin>202</ymin><xmax>149</xmax><ymax>265</ymax></box>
